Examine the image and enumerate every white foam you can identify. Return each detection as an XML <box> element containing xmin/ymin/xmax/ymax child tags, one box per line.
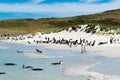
<box><xmin>0</xmin><ymin>46</ymin><xmax>10</xmax><ymax>49</ymax></box>
<box><xmin>22</xmin><ymin>52</ymin><xmax>63</xmax><ymax>59</ymax></box>
<box><xmin>64</xmin><ymin>64</ymin><xmax>120</xmax><ymax>80</ymax></box>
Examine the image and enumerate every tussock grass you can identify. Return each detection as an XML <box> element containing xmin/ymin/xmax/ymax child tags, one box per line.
<box><xmin>1</xmin><ymin>9</ymin><xmax>120</xmax><ymax>36</ymax></box>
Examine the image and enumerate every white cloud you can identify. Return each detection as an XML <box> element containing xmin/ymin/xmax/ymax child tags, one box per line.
<box><xmin>30</xmin><ymin>0</ymin><xmax>45</xmax><ymax>4</ymax></box>
<box><xmin>0</xmin><ymin>0</ymin><xmax>119</xmax><ymax>17</ymax></box>
<box><xmin>85</xmin><ymin>0</ymin><xmax>97</xmax><ymax>3</ymax></box>
<box><xmin>80</xmin><ymin>0</ymin><xmax>109</xmax><ymax>3</ymax></box>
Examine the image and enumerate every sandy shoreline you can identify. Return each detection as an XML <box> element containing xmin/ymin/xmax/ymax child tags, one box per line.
<box><xmin>1</xmin><ymin>28</ymin><xmax>120</xmax><ymax>58</ymax></box>
<box><xmin>37</xmin><ymin>43</ymin><xmax>120</xmax><ymax>58</ymax></box>
<box><xmin>5</xmin><ymin>40</ymin><xmax>120</xmax><ymax>58</ymax></box>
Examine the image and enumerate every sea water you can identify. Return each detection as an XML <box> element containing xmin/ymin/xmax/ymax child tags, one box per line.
<box><xmin>0</xmin><ymin>42</ymin><xmax>120</xmax><ymax>80</ymax></box>
<box><xmin>88</xmin><ymin>56</ymin><xmax>120</xmax><ymax>76</ymax></box>
<box><xmin>0</xmin><ymin>42</ymin><xmax>89</xmax><ymax>80</ymax></box>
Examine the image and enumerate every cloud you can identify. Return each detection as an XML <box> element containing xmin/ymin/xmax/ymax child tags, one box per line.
<box><xmin>85</xmin><ymin>0</ymin><xmax>98</xmax><ymax>3</ymax></box>
<box><xmin>79</xmin><ymin>0</ymin><xmax>113</xmax><ymax>4</ymax></box>
<box><xmin>0</xmin><ymin>0</ymin><xmax>119</xmax><ymax>17</ymax></box>
<box><xmin>30</xmin><ymin>0</ymin><xmax>45</xmax><ymax>4</ymax></box>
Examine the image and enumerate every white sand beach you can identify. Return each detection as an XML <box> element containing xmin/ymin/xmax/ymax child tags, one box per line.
<box><xmin>2</xmin><ymin>25</ymin><xmax>120</xmax><ymax>58</ymax></box>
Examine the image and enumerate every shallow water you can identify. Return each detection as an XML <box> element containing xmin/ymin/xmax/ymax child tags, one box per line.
<box><xmin>88</xmin><ymin>56</ymin><xmax>120</xmax><ymax>76</ymax></box>
<box><xmin>0</xmin><ymin>42</ymin><xmax>92</xmax><ymax>80</ymax></box>
<box><xmin>0</xmin><ymin>42</ymin><xmax>120</xmax><ymax>80</ymax></box>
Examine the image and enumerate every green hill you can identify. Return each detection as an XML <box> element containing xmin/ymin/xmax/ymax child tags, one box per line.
<box><xmin>0</xmin><ymin>9</ymin><xmax>120</xmax><ymax>36</ymax></box>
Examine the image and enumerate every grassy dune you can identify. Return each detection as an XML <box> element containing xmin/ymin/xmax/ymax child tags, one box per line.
<box><xmin>0</xmin><ymin>9</ymin><xmax>120</xmax><ymax>36</ymax></box>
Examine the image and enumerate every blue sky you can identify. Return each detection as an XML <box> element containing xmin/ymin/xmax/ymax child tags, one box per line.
<box><xmin>0</xmin><ymin>0</ymin><xmax>119</xmax><ymax>19</ymax></box>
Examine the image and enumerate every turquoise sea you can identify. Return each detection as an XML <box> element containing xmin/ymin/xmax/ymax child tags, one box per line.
<box><xmin>0</xmin><ymin>42</ymin><xmax>120</xmax><ymax>80</ymax></box>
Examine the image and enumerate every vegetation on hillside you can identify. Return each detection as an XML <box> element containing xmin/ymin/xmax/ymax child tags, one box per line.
<box><xmin>0</xmin><ymin>9</ymin><xmax>120</xmax><ymax>36</ymax></box>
